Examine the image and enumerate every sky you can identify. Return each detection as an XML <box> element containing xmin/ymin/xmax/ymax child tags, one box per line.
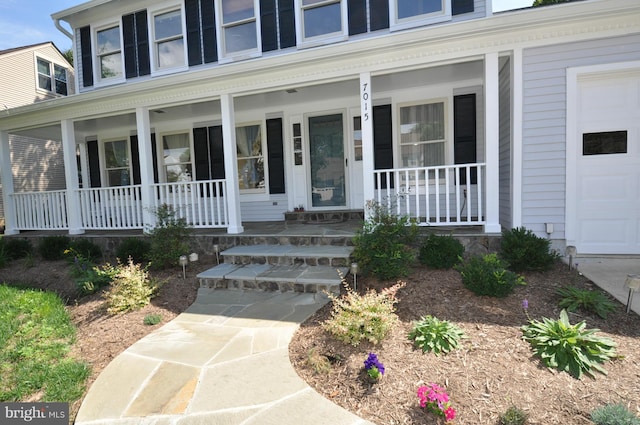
<box><xmin>0</xmin><ymin>0</ymin><xmax>534</xmax><ymax>52</ymax></box>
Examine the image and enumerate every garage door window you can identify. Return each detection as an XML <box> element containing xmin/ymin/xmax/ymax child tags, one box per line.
<box><xmin>583</xmin><ymin>130</ymin><xmax>627</xmax><ymax>155</ymax></box>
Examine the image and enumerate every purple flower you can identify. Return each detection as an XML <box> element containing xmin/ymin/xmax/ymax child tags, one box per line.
<box><xmin>522</xmin><ymin>299</ymin><xmax>529</xmax><ymax>310</ymax></box>
<box><xmin>364</xmin><ymin>353</ymin><xmax>385</xmax><ymax>379</ymax></box>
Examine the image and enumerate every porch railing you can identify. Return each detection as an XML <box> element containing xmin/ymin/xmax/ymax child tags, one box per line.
<box><xmin>373</xmin><ymin>163</ymin><xmax>486</xmax><ymax>226</ymax></box>
<box><xmin>11</xmin><ymin>190</ymin><xmax>69</xmax><ymax>230</ymax></box>
<box><xmin>78</xmin><ymin>186</ymin><xmax>144</xmax><ymax>230</ymax></box>
<box><xmin>152</xmin><ymin>180</ymin><xmax>228</xmax><ymax>228</ymax></box>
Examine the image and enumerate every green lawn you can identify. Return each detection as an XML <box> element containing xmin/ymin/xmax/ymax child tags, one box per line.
<box><xmin>0</xmin><ymin>284</ymin><xmax>90</xmax><ymax>402</ymax></box>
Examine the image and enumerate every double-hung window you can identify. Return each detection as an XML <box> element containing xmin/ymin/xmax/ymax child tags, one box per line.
<box><xmin>399</xmin><ymin>101</ymin><xmax>446</xmax><ymax>167</ymax></box>
<box><xmin>153</xmin><ymin>9</ymin><xmax>186</xmax><ymax>70</ymax></box>
<box><xmin>236</xmin><ymin>124</ymin><xmax>265</xmax><ymax>192</ymax></box>
<box><xmin>162</xmin><ymin>132</ymin><xmax>192</xmax><ymax>182</ymax></box>
<box><xmin>96</xmin><ymin>25</ymin><xmax>123</xmax><ymax>81</ymax></box>
<box><xmin>218</xmin><ymin>0</ymin><xmax>259</xmax><ymax>60</ymax></box>
<box><xmin>297</xmin><ymin>0</ymin><xmax>347</xmax><ymax>46</ymax></box>
<box><xmin>104</xmin><ymin>139</ymin><xmax>130</xmax><ymax>186</ymax></box>
<box><xmin>390</xmin><ymin>0</ymin><xmax>451</xmax><ymax>31</ymax></box>
<box><xmin>36</xmin><ymin>57</ymin><xmax>68</xmax><ymax>95</ymax></box>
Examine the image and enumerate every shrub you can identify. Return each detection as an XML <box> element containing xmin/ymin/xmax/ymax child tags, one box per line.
<box><xmin>352</xmin><ymin>202</ymin><xmax>418</xmax><ymax>280</ymax></box>
<box><xmin>69</xmin><ymin>238</ymin><xmax>103</xmax><ymax>262</ymax></box>
<box><xmin>557</xmin><ymin>286</ymin><xmax>617</xmax><ymax>319</ymax></box>
<box><xmin>38</xmin><ymin>235</ymin><xmax>71</xmax><ymax>260</ymax></box>
<box><xmin>0</xmin><ymin>240</ymin><xmax>8</xmax><ymax>268</ymax></box>
<box><xmin>322</xmin><ymin>280</ymin><xmax>405</xmax><ymax>346</ymax></box>
<box><xmin>591</xmin><ymin>404</ymin><xmax>640</xmax><ymax>425</ymax></box>
<box><xmin>116</xmin><ymin>238</ymin><xmax>151</xmax><ymax>264</ymax></box>
<box><xmin>499</xmin><ymin>406</ymin><xmax>529</xmax><ymax>425</ymax></box>
<box><xmin>521</xmin><ymin>309</ymin><xmax>617</xmax><ymax>379</ymax></box>
<box><xmin>419</xmin><ymin>234</ymin><xmax>464</xmax><ymax>269</ymax></box>
<box><xmin>75</xmin><ymin>263</ymin><xmax>120</xmax><ymax>296</ymax></box>
<box><xmin>147</xmin><ymin>205</ymin><xmax>192</xmax><ymax>269</ymax></box>
<box><xmin>307</xmin><ymin>348</ymin><xmax>332</xmax><ymax>375</ymax></box>
<box><xmin>143</xmin><ymin>314</ymin><xmax>162</xmax><ymax>326</ymax></box>
<box><xmin>500</xmin><ymin>227</ymin><xmax>557</xmax><ymax>272</ymax></box>
<box><xmin>2</xmin><ymin>238</ymin><xmax>33</xmax><ymax>260</ymax></box>
<box><xmin>408</xmin><ymin>315</ymin><xmax>465</xmax><ymax>355</ymax></box>
<box><xmin>105</xmin><ymin>259</ymin><xmax>162</xmax><ymax>314</ymax></box>
<box><xmin>456</xmin><ymin>253</ymin><xmax>526</xmax><ymax>297</ymax></box>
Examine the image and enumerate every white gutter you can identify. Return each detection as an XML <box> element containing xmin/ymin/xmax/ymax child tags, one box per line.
<box><xmin>54</xmin><ymin>18</ymin><xmax>73</xmax><ymax>40</ymax></box>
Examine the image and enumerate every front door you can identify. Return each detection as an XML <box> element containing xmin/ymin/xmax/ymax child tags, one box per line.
<box><xmin>308</xmin><ymin>113</ymin><xmax>347</xmax><ymax>208</ymax></box>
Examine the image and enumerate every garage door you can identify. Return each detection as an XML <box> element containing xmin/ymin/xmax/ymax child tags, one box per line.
<box><xmin>576</xmin><ymin>72</ymin><xmax>640</xmax><ymax>254</ymax></box>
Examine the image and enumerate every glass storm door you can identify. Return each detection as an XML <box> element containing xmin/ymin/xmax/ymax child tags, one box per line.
<box><xmin>308</xmin><ymin>114</ymin><xmax>346</xmax><ymax>208</ymax></box>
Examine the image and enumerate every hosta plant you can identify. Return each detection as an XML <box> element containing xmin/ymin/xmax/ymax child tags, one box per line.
<box><xmin>521</xmin><ymin>309</ymin><xmax>617</xmax><ymax>379</ymax></box>
<box><xmin>557</xmin><ymin>286</ymin><xmax>617</xmax><ymax>319</ymax></box>
<box><xmin>408</xmin><ymin>315</ymin><xmax>466</xmax><ymax>355</ymax></box>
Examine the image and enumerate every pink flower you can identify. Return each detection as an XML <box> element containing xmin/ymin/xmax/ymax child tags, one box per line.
<box><xmin>444</xmin><ymin>406</ymin><xmax>456</xmax><ymax>421</ymax></box>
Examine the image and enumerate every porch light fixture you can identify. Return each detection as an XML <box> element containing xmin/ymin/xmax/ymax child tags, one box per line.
<box><xmin>213</xmin><ymin>244</ymin><xmax>220</xmax><ymax>265</ymax></box>
<box><xmin>624</xmin><ymin>274</ymin><xmax>640</xmax><ymax>314</ymax></box>
<box><xmin>179</xmin><ymin>255</ymin><xmax>188</xmax><ymax>279</ymax></box>
<box><xmin>350</xmin><ymin>262</ymin><xmax>359</xmax><ymax>290</ymax></box>
<box><xmin>565</xmin><ymin>245</ymin><xmax>577</xmax><ymax>270</ymax></box>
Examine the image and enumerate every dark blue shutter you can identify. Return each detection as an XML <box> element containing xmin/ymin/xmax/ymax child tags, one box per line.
<box><xmin>266</xmin><ymin>118</ymin><xmax>285</xmax><ymax>194</ymax></box>
<box><xmin>123</xmin><ymin>14</ymin><xmax>138</xmax><ymax>78</ymax></box>
<box><xmin>454</xmin><ymin>94</ymin><xmax>477</xmax><ymax>184</ymax></box>
<box><xmin>453</xmin><ymin>0</ymin><xmax>474</xmax><ymax>15</ymax></box>
<box><xmin>193</xmin><ymin>127</ymin><xmax>210</xmax><ymax>180</ymax></box>
<box><xmin>185</xmin><ymin>0</ymin><xmax>203</xmax><ymax>66</ymax></box>
<box><xmin>373</xmin><ymin>104</ymin><xmax>393</xmax><ymax>189</ymax></box>
<box><xmin>209</xmin><ymin>126</ymin><xmax>225</xmax><ymax>180</ymax></box>
<box><xmin>151</xmin><ymin>133</ymin><xmax>158</xmax><ymax>183</ymax></box>
<box><xmin>135</xmin><ymin>11</ymin><xmax>150</xmax><ymax>75</ymax></box>
<box><xmin>260</xmin><ymin>0</ymin><xmax>278</xmax><ymax>52</ymax></box>
<box><xmin>201</xmin><ymin>0</ymin><xmax>218</xmax><ymax>63</ymax></box>
<box><xmin>278</xmin><ymin>0</ymin><xmax>296</xmax><ymax>49</ymax></box>
<box><xmin>87</xmin><ymin>140</ymin><xmax>101</xmax><ymax>187</ymax></box>
<box><xmin>348</xmin><ymin>0</ymin><xmax>367</xmax><ymax>35</ymax></box>
<box><xmin>130</xmin><ymin>135</ymin><xmax>142</xmax><ymax>185</ymax></box>
<box><xmin>369</xmin><ymin>0</ymin><xmax>389</xmax><ymax>31</ymax></box>
<box><xmin>80</xmin><ymin>26</ymin><xmax>93</xmax><ymax>87</ymax></box>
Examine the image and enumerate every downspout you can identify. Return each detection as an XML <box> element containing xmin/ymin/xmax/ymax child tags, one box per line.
<box><xmin>54</xmin><ymin>18</ymin><xmax>73</xmax><ymax>40</ymax></box>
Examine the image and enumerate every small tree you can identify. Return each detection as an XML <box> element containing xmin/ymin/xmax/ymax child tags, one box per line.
<box><xmin>147</xmin><ymin>205</ymin><xmax>192</xmax><ymax>269</ymax></box>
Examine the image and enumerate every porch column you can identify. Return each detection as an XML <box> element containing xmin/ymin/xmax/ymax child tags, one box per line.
<box><xmin>0</xmin><ymin>130</ymin><xmax>19</xmax><ymax>235</ymax></box>
<box><xmin>61</xmin><ymin>119</ymin><xmax>84</xmax><ymax>234</ymax></box>
<box><xmin>484</xmin><ymin>52</ymin><xmax>501</xmax><ymax>233</ymax></box>
<box><xmin>77</xmin><ymin>141</ymin><xmax>89</xmax><ymax>189</ymax></box>
<box><xmin>220</xmin><ymin>94</ymin><xmax>244</xmax><ymax>234</ymax></box>
<box><xmin>135</xmin><ymin>107</ymin><xmax>156</xmax><ymax>229</ymax></box>
<box><xmin>360</xmin><ymin>72</ymin><xmax>375</xmax><ymax>216</ymax></box>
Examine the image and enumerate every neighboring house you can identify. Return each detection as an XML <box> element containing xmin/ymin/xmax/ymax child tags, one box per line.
<box><xmin>0</xmin><ymin>0</ymin><xmax>638</xmax><ymax>255</ymax></box>
<box><xmin>0</xmin><ymin>42</ymin><xmax>75</xmax><ymax>230</ymax></box>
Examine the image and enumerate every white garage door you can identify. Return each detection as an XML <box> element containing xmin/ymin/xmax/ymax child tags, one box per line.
<box><xmin>576</xmin><ymin>72</ymin><xmax>640</xmax><ymax>254</ymax></box>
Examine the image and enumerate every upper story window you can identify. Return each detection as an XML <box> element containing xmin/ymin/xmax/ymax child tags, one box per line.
<box><xmin>390</xmin><ymin>0</ymin><xmax>451</xmax><ymax>31</ymax></box>
<box><xmin>218</xmin><ymin>0</ymin><xmax>260</xmax><ymax>60</ymax></box>
<box><xmin>96</xmin><ymin>26</ymin><xmax>123</xmax><ymax>80</ymax></box>
<box><xmin>399</xmin><ymin>101</ymin><xmax>446</xmax><ymax>167</ymax></box>
<box><xmin>297</xmin><ymin>0</ymin><xmax>347</xmax><ymax>46</ymax></box>
<box><xmin>36</xmin><ymin>57</ymin><xmax>68</xmax><ymax>95</ymax></box>
<box><xmin>153</xmin><ymin>9</ymin><xmax>186</xmax><ymax>70</ymax></box>
<box><xmin>104</xmin><ymin>139</ymin><xmax>130</xmax><ymax>186</ymax></box>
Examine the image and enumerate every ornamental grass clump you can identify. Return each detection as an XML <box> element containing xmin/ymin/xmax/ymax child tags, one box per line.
<box><xmin>322</xmin><ymin>280</ymin><xmax>405</xmax><ymax>346</ymax></box>
<box><xmin>408</xmin><ymin>315</ymin><xmax>466</xmax><ymax>355</ymax></box>
<box><xmin>591</xmin><ymin>403</ymin><xmax>640</xmax><ymax>425</ymax></box>
<box><xmin>556</xmin><ymin>286</ymin><xmax>617</xmax><ymax>319</ymax></box>
<box><xmin>521</xmin><ymin>309</ymin><xmax>617</xmax><ymax>379</ymax></box>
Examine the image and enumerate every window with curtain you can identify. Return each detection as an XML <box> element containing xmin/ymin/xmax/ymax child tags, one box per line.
<box><xmin>236</xmin><ymin>124</ymin><xmax>264</xmax><ymax>191</ymax></box>
<box><xmin>220</xmin><ymin>0</ymin><xmax>258</xmax><ymax>56</ymax></box>
<box><xmin>104</xmin><ymin>140</ymin><xmax>130</xmax><ymax>186</ymax></box>
<box><xmin>400</xmin><ymin>102</ymin><xmax>446</xmax><ymax>167</ymax></box>
<box><xmin>163</xmin><ymin>133</ymin><xmax>192</xmax><ymax>182</ymax></box>
<box><xmin>96</xmin><ymin>26</ymin><xmax>123</xmax><ymax>79</ymax></box>
<box><xmin>153</xmin><ymin>9</ymin><xmax>185</xmax><ymax>69</ymax></box>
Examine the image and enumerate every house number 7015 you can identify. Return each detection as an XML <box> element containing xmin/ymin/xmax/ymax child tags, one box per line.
<box><xmin>361</xmin><ymin>82</ymin><xmax>370</xmax><ymax>122</ymax></box>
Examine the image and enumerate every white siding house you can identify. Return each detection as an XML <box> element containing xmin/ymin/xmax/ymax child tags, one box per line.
<box><xmin>0</xmin><ymin>42</ymin><xmax>74</xmax><ymax>229</ymax></box>
<box><xmin>0</xmin><ymin>0</ymin><xmax>638</xmax><ymax>255</ymax></box>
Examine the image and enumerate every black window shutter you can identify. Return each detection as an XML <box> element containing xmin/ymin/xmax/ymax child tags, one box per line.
<box><xmin>266</xmin><ymin>118</ymin><xmax>286</xmax><ymax>194</ymax></box>
<box><xmin>373</xmin><ymin>104</ymin><xmax>393</xmax><ymax>188</ymax></box>
<box><xmin>452</xmin><ymin>0</ymin><xmax>474</xmax><ymax>15</ymax></box>
<box><xmin>453</xmin><ymin>94</ymin><xmax>477</xmax><ymax>184</ymax></box>
<box><xmin>135</xmin><ymin>11</ymin><xmax>150</xmax><ymax>76</ymax></box>
<box><xmin>278</xmin><ymin>0</ymin><xmax>296</xmax><ymax>49</ymax></box>
<box><xmin>193</xmin><ymin>127</ymin><xmax>210</xmax><ymax>180</ymax></box>
<box><xmin>209</xmin><ymin>126</ymin><xmax>225</xmax><ymax>180</ymax></box>
<box><xmin>201</xmin><ymin>0</ymin><xmax>218</xmax><ymax>63</ymax></box>
<box><xmin>87</xmin><ymin>140</ymin><xmax>101</xmax><ymax>187</ymax></box>
<box><xmin>130</xmin><ymin>135</ymin><xmax>142</xmax><ymax>185</ymax></box>
<box><xmin>79</xmin><ymin>26</ymin><xmax>93</xmax><ymax>87</ymax></box>
<box><xmin>260</xmin><ymin>0</ymin><xmax>278</xmax><ymax>52</ymax></box>
<box><xmin>348</xmin><ymin>0</ymin><xmax>367</xmax><ymax>36</ymax></box>
<box><xmin>151</xmin><ymin>133</ymin><xmax>158</xmax><ymax>183</ymax></box>
<box><xmin>185</xmin><ymin>0</ymin><xmax>203</xmax><ymax>66</ymax></box>
<box><xmin>123</xmin><ymin>14</ymin><xmax>138</xmax><ymax>78</ymax></box>
<box><xmin>369</xmin><ymin>0</ymin><xmax>389</xmax><ymax>31</ymax></box>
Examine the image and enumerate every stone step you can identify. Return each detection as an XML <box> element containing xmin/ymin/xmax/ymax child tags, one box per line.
<box><xmin>213</xmin><ymin>234</ymin><xmax>355</xmax><ymax>249</ymax></box>
<box><xmin>220</xmin><ymin>244</ymin><xmax>354</xmax><ymax>267</ymax></box>
<box><xmin>197</xmin><ymin>263</ymin><xmax>347</xmax><ymax>294</ymax></box>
